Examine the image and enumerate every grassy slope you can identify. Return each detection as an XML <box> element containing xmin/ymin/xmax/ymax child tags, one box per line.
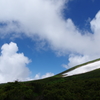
<box><xmin>0</xmin><ymin>58</ymin><xmax>100</xmax><ymax>100</ymax></box>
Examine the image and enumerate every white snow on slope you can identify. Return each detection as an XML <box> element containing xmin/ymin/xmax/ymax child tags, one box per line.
<box><xmin>63</xmin><ymin>60</ymin><xmax>100</xmax><ymax>77</ymax></box>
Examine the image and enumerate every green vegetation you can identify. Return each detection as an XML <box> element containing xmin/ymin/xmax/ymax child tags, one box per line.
<box><xmin>0</xmin><ymin>59</ymin><xmax>100</xmax><ymax>100</ymax></box>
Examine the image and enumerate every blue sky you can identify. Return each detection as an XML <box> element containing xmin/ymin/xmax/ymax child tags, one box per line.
<box><xmin>65</xmin><ymin>0</ymin><xmax>100</xmax><ymax>30</ymax></box>
<box><xmin>0</xmin><ymin>0</ymin><xmax>100</xmax><ymax>83</ymax></box>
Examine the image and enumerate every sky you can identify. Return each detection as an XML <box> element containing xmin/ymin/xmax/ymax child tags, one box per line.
<box><xmin>0</xmin><ymin>0</ymin><xmax>100</xmax><ymax>83</ymax></box>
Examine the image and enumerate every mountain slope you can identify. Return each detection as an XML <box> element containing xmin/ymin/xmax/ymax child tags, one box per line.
<box><xmin>0</xmin><ymin>58</ymin><xmax>100</xmax><ymax>100</ymax></box>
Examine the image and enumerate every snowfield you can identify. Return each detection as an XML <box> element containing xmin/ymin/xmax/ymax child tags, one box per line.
<box><xmin>63</xmin><ymin>60</ymin><xmax>100</xmax><ymax>77</ymax></box>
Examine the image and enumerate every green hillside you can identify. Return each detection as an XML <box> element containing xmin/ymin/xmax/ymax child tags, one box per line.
<box><xmin>0</xmin><ymin>59</ymin><xmax>100</xmax><ymax>100</ymax></box>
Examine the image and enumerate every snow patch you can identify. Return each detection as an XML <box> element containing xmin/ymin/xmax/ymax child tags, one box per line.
<box><xmin>63</xmin><ymin>60</ymin><xmax>100</xmax><ymax>77</ymax></box>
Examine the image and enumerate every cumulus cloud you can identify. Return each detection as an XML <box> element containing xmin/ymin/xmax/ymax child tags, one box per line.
<box><xmin>64</xmin><ymin>11</ymin><xmax>100</xmax><ymax>68</ymax></box>
<box><xmin>34</xmin><ymin>72</ymin><xmax>54</xmax><ymax>80</ymax></box>
<box><xmin>0</xmin><ymin>0</ymin><xmax>66</xmax><ymax>37</ymax></box>
<box><xmin>0</xmin><ymin>0</ymin><xmax>100</xmax><ymax>71</ymax></box>
<box><xmin>62</xmin><ymin>55</ymin><xmax>91</xmax><ymax>68</ymax></box>
<box><xmin>0</xmin><ymin>42</ymin><xmax>31</xmax><ymax>83</ymax></box>
<box><xmin>91</xmin><ymin>11</ymin><xmax>100</xmax><ymax>35</ymax></box>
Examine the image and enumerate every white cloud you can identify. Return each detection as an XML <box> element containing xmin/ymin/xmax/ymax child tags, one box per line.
<box><xmin>41</xmin><ymin>72</ymin><xmax>54</xmax><ymax>78</ymax></box>
<box><xmin>34</xmin><ymin>73</ymin><xmax>40</xmax><ymax>80</ymax></box>
<box><xmin>91</xmin><ymin>15</ymin><xmax>100</xmax><ymax>32</ymax></box>
<box><xmin>62</xmin><ymin>55</ymin><xmax>91</xmax><ymax>68</ymax></box>
<box><xmin>64</xmin><ymin>11</ymin><xmax>100</xmax><ymax>69</ymax></box>
<box><xmin>0</xmin><ymin>0</ymin><xmax>91</xmax><ymax>54</ymax></box>
<box><xmin>0</xmin><ymin>0</ymin><xmax>100</xmax><ymax>71</ymax></box>
<box><xmin>0</xmin><ymin>0</ymin><xmax>67</xmax><ymax>37</ymax></box>
<box><xmin>0</xmin><ymin>42</ymin><xmax>31</xmax><ymax>83</ymax></box>
<box><xmin>34</xmin><ymin>72</ymin><xmax>54</xmax><ymax>80</ymax></box>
